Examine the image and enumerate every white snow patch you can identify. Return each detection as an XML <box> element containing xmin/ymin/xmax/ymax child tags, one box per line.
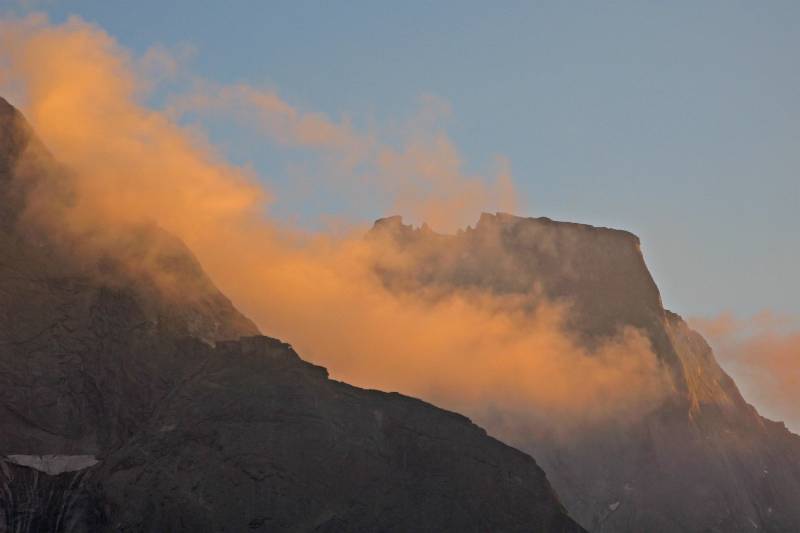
<box><xmin>4</xmin><ymin>454</ymin><xmax>99</xmax><ymax>475</ymax></box>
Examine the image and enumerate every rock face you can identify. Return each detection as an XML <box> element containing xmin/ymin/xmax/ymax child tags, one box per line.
<box><xmin>98</xmin><ymin>337</ymin><xmax>581</xmax><ymax>532</ymax></box>
<box><xmin>0</xmin><ymin>97</ymin><xmax>584</xmax><ymax>531</ymax></box>
<box><xmin>369</xmin><ymin>213</ymin><xmax>800</xmax><ymax>532</ymax></box>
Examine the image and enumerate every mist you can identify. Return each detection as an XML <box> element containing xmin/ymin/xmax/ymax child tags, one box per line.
<box><xmin>690</xmin><ymin>312</ymin><xmax>800</xmax><ymax>433</ymax></box>
<box><xmin>1</xmin><ymin>13</ymin><xmax>671</xmax><ymax>441</ymax></box>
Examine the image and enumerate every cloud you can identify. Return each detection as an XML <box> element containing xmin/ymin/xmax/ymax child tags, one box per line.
<box><xmin>0</xmin><ymin>13</ymin><xmax>670</xmax><ymax>442</ymax></box>
<box><xmin>169</xmin><ymin>79</ymin><xmax>517</xmax><ymax>232</ymax></box>
<box><xmin>137</xmin><ymin>43</ymin><xmax>196</xmax><ymax>85</ymax></box>
<box><xmin>690</xmin><ymin>312</ymin><xmax>800</xmax><ymax>433</ymax></box>
<box><xmin>170</xmin><ymin>83</ymin><xmax>370</xmax><ymax>157</ymax></box>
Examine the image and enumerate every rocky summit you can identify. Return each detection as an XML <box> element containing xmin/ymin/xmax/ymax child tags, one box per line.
<box><xmin>370</xmin><ymin>213</ymin><xmax>800</xmax><ymax>532</ymax></box>
<box><xmin>0</xmin><ymin>97</ymin><xmax>584</xmax><ymax>531</ymax></box>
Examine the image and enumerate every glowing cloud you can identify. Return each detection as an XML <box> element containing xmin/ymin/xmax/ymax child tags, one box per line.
<box><xmin>1</xmin><ymin>13</ymin><xmax>669</xmax><ymax>442</ymax></box>
<box><xmin>691</xmin><ymin>312</ymin><xmax>800</xmax><ymax>432</ymax></box>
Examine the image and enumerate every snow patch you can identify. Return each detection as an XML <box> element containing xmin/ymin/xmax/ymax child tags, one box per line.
<box><xmin>4</xmin><ymin>454</ymin><xmax>99</xmax><ymax>475</ymax></box>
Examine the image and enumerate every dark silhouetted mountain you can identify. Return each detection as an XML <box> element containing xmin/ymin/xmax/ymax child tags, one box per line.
<box><xmin>369</xmin><ymin>213</ymin><xmax>800</xmax><ymax>532</ymax></box>
<box><xmin>0</xmin><ymin>97</ymin><xmax>584</xmax><ymax>532</ymax></box>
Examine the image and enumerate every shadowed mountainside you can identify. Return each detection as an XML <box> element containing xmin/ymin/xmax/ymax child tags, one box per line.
<box><xmin>0</xmin><ymin>97</ymin><xmax>584</xmax><ymax>531</ymax></box>
<box><xmin>369</xmin><ymin>213</ymin><xmax>800</xmax><ymax>532</ymax></box>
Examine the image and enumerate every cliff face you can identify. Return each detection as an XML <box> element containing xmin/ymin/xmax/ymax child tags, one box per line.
<box><xmin>370</xmin><ymin>213</ymin><xmax>800</xmax><ymax>532</ymax></box>
<box><xmin>371</xmin><ymin>213</ymin><xmax>669</xmax><ymax>348</ymax></box>
<box><xmin>0</xmin><ymin>98</ymin><xmax>584</xmax><ymax>531</ymax></box>
<box><xmin>97</xmin><ymin>337</ymin><xmax>582</xmax><ymax>532</ymax></box>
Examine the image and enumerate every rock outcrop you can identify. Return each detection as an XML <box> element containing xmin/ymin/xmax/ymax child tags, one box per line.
<box><xmin>369</xmin><ymin>213</ymin><xmax>800</xmax><ymax>532</ymax></box>
<box><xmin>97</xmin><ymin>336</ymin><xmax>582</xmax><ymax>532</ymax></box>
<box><xmin>0</xmin><ymin>97</ymin><xmax>584</xmax><ymax>531</ymax></box>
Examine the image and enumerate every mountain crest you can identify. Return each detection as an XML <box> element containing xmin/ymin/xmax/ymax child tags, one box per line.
<box><xmin>0</xmin><ymin>96</ymin><xmax>585</xmax><ymax>532</ymax></box>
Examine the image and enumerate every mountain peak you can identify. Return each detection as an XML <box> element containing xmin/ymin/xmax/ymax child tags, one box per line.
<box><xmin>0</xmin><ymin>94</ymin><xmax>585</xmax><ymax>533</ymax></box>
<box><xmin>0</xmin><ymin>96</ymin><xmax>35</xmax><ymax>174</ymax></box>
<box><xmin>372</xmin><ymin>214</ymin><xmax>406</xmax><ymax>230</ymax></box>
<box><xmin>0</xmin><ymin>96</ymin><xmax>29</xmax><ymax>135</ymax></box>
<box><xmin>365</xmin><ymin>207</ymin><xmax>800</xmax><ymax>532</ymax></box>
<box><xmin>370</xmin><ymin>211</ymin><xmax>642</xmax><ymax>249</ymax></box>
<box><xmin>474</xmin><ymin>211</ymin><xmax>642</xmax><ymax>245</ymax></box>
<box><xmin>0</xmin><ymin>96</ymin><xmax>19</xmax><ymax>116</ymax></box>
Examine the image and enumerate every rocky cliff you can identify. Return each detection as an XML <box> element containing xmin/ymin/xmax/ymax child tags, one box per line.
<box><xmin>369</xmin><ymin>213</ymin><xmax>800</xmax><ymax>532</ymax></box>
<box><xmin>0</xmin><ymin>97</ymin><xmax>584</xmax><ymax>531</ymax></box>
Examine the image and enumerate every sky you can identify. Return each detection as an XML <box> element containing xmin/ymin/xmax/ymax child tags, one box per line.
<box><xmin>2</xmin><ymin>0</ymin><xmax>798</xmax><ymax>322</ymax></box>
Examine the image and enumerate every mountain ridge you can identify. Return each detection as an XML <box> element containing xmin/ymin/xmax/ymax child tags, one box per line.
<box><xmin>368</xmin><ymin>211</ymin><xmax>800</xmax><ymax>532</ymax></box>
<box><xmin>0</xmin><ymin>97</ymin><xmax>584</xmax><ymax>531</ymax></box>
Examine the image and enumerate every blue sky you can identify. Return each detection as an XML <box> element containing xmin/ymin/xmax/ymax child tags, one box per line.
<box><xmin>5</xmin><ymin>0</ymin><xmax>799</xmax><ymax>321</ymax></box>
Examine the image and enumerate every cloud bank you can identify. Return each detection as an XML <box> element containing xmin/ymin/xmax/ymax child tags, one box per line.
<box><xmin>691</xmin><ymin>312</ymin><xmax>800</xmax><ymax>433</ymax></box>
<box><xmin>0</xmin><ymin>14</ymin><xmax>670</xmax><ymax>440</ymax></box>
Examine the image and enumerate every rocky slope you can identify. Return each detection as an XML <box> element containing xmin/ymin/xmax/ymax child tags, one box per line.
<box><xmin>369</xmin><ymin>213</ymin><xmax>800</xmax><ymax>532</ymax></box>
<box><xmin>0</xmin><ymin>97</ymin><xmax>584</xmax><ymax>531</ymax></box>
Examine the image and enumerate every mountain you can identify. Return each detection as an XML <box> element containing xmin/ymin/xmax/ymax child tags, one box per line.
<box><xmin>369</xmin><ymin>213</ymin><xmax>800</xmax><ymax>532</ymax></box>
<box><xmin>0</xmin><ymin>97</ymin><xmax>585</xmax><ymax>531</ymax></box>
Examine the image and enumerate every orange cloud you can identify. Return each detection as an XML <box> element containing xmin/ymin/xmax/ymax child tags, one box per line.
<box><xmin>170</xmin><ymin>81</ymin><xmax>517</xmax><ymax>232</ymax></box>
<box><xmin>171</xmin><ymin>83</ymin><xmax>370</xmax><ymax>157</ymax></box>
<box><xmin>0</xmin><ymin>13</ymin><xmax>669</xmax><ymax>442</ymax></box>
<box><xmin>0</xmin><ymin>14</ymin><xmax>265</xmax><ymax>242</ymax></box>
<box><xmin>690</xmin><ymin>312</ymin><xmax>800</xmax><ymax>433</ymax></box>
